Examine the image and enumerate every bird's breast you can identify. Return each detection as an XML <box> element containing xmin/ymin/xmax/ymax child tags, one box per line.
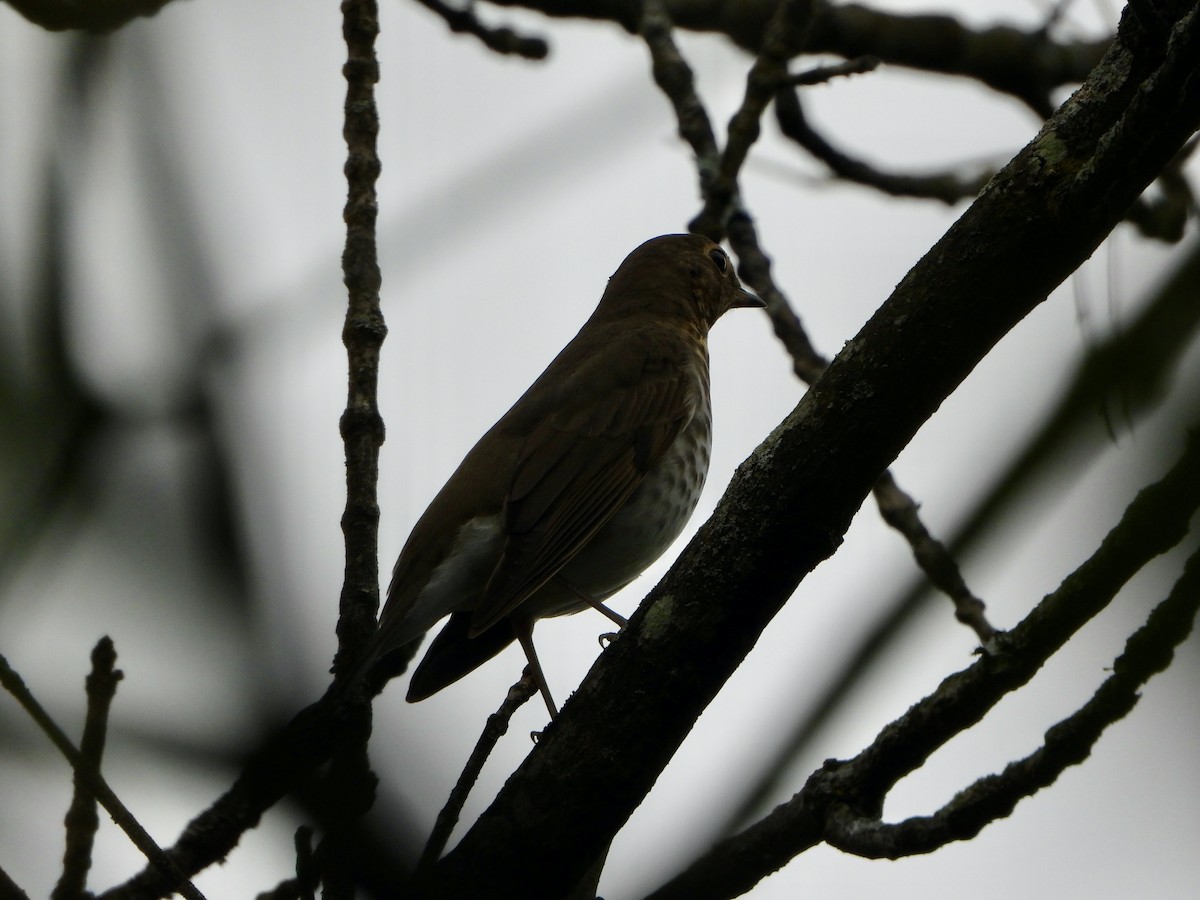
<box><xmin>545</xmin><ymin>373</ymin><xmax>713</xmax><ymax>614</ymax></box>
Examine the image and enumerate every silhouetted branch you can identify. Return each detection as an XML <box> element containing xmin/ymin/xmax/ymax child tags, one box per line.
<box><xmin>872</xmin><ymin>472</ymin><xmax>995</xmax><ymax>644</ymax></box>
<box><xmin>53</xmin><ymin>638</ymin><xmax>123</xmax><ymax>900</ymax></box>
<box><xmin>415</xmin><ymin>0</ymin><xmax>549</xmax><ymax>58</ymax></box>
<box><xmin>315</xmin><ymin>2</ymin><xmax>386</xmax><ymax>895</ymax></box>
<box><xmin>0</xmin><ymin>650</ymin><xmax>205</xmax><ymax>900</ymax></box>
<box><xmin>0</xmin><ymin>863</ymin><xmax>31</xmax><ymax>900</ymax></box>
<box><xmin>418</xmin><ymin>675</ymin><xmax>538</xmax><ymax>875</ymax></box>
<box><xmin>4</xmin><ymin>0</ymin><xmax>172</xmax><ymax>32</ymax></box>
<box><xmin>333</xmin><ymin>0</ymin><xmax>387</xmax><ymax>683</ymax></box>
<box><xmin>690</xmin><ymin>0</ymin><xmax>816</xmax><ymax>238</ymax></box>
<box><xmin>253</xmin><ymin>827</ymin><xmax>316</xmax><ymax>900</ymax></box>
<box><xmin>716</xmin><ymin>232</ymin><xmax>1200</xmax><ymax>839</ymax></box>
<box><xmin>774</xmin><ymin>85</ymin><xmax>993</xmax><ymax>203</ymax></box>
<box><xmin>786</xmin><ymin>54</ymin><xmax>877</xmax><ymax>86</ymax></box>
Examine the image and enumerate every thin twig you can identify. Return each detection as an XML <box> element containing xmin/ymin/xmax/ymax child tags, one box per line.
<box><xmin>725</xmin><ymin>211</ymin><xmax>827</xmax><ymax>383</ymax></box>
<box><xmin>786</xmin><ymin>54</ymin><xmax>878</xmax><ymax>86</ymax></box>
<box><xmin>0</xmin><ymin>653</ymin><xmax>206</xmax><ymax>900</ymax></box>
<box><xmin>640</xmin><ymin>0</ymin><xmax>718</xmax><ymax>164</ymax></box>
<box><xmin>872</xmin><ymin>472</ymin><xmax>995</xmax><ymax>645</ymax></box>
<box><xmin>828</xmin><ymin>539</ymin><xmax>1200</xmax><ymax>856</ymax></box>
<box><xmin>53</xmin><ymin>637</ymin><xmax>123</xmax><ymax>900</ymax></box>
<box><xmin>414</xmin><ymin>0</ymin><xmax>549</xmax><ymax>58</ymax></box>
<box><xmin>774</xmin><ymin>85</ymin><xmax>992</xmax><ymax>204</ymax></box>
<box><xmin>691</xmin><ymin>0</ymin><xmax>818</xmax><ymax>238</ymax></box>
<box><xmin>417</xmin><ymin>674</ymin><xmax>538</xmax><ymax>874</ymax></box>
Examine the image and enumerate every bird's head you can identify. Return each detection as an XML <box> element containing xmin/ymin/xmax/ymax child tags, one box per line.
<box><xmin>597</xmin><ymin>234</ymin><xmax>764</xmax><ymax>329</ymax></box>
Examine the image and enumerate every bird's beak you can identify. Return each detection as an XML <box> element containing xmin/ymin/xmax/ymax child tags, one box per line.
<box><xmin>734</xmin><ymin>287</ymin><xmax>766</xmax><ymax>309</ymax></box>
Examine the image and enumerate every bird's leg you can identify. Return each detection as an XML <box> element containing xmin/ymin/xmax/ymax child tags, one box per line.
<box><xmin>554</xmin><ymin>578</ymin><xmax>628</xmax><ymax>628</ymax></box>
<box><xmin>514</xmin><ymin>622</ymin><xmax>559</xmax><ymax>719</ymax></box>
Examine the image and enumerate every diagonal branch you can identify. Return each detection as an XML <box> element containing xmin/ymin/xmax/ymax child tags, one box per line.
<box><xmin>0</xmin><ymin>865</ymin><xmax>31</xmax><ymax>900</ymax></box>
<box><xmin>417</xmin><ymin>675</ymin><xmax>537</xmax><ymax>874</ymax></box>
<box><xmin>414</xmin><ymin>0</ymin><xmax>549</xmax><ymax>58</ymax></box>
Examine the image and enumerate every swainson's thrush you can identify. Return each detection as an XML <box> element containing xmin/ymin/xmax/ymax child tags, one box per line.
<box><xmin>362</xmin><ymin>234</ymin><xmax>762</xmax><ymax>717</ymax></box>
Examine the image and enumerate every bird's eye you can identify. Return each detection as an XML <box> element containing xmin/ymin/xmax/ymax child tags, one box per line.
<box><xmin>708</xmin><ymin>249</ymin><xmax>728</xmax><ymax>272</ymax></box>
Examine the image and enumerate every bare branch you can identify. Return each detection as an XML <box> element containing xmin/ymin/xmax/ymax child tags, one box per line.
<box><xmin>872</xmin><ymin>472</ymin><xmax>995</xmax><ymax>644</ymax></box>
<box><xmin>640</xmin><ymin>0</ymin><xmax>719</xmax><ymax>164</ymax></box>
<box><xmin>646</xmin><ymin>2</ymin><xmax>996</xmax><ymax>647</ymax></box>
<box><xmin>414</xmin><ymin>0</ymin><xmax>549</xmax><ymax>58</ymax></box>
<box><xmin>774</xmin><ymin>85</ymin><xmax>992</xmax><ymax>204</ymax></box>
<box><xmin>418</xmin><ymin>675</ymin><xmax>538</xmax><ymax>874</ymax></box>
<box><xmin>0</xmin><ymin>866</ymin><xmax>31</xmax><ymax>900</ymax></box>
<box><xmin>0</xmin><ymin>651</ymin><xmax>206</xmax><ymax>900</ymax></box>
<box><xmin>3</xmin><ymin>0</ymin><xmax>173</xmax><ymax>32</ymax></box>
<box><xmin>785</xmin><ymin>54</ymin><xmax>878</xmax><ymax>86</ymax></box>
<box><xmin>691</xmin><ymin>0</ymin><xmax>817</xmax><ymax>238</ymax></box>
<box><xmin>333</xmin><ymin>0</ymin><xmax>387</xmax><ymax>682</ymax></box>
<box><xmin>53</xmin><ymin>637</ymin><xmax>123</xmax><ymax>900</ymax></box>
<box><xmin>827</xmin><ymin>539</ymin><xmax>1200</xmax><ymax>857</ymax></box>
<box><xmin>316</xmin><ymin>2</ymin><xmax>387</xmax><ymax>894</ymax></box>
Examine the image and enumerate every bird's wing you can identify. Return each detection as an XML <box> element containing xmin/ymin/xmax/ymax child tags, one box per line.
<box><xmin>469</xmin><ymin>334</ymin><xmax>699</xmax><ymax>633</ymax></box>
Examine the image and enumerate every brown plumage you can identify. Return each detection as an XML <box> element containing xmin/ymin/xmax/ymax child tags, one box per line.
<box><xmin>362</xmin><ymin>234</ymin><xmax>762</xmax><ymax>717</ymax></box>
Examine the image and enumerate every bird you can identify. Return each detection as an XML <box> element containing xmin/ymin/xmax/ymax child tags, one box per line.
<box><xmin>359</xmin><ymin>234</ymin><xmax>763</xmax><ymax>718</ymax></box>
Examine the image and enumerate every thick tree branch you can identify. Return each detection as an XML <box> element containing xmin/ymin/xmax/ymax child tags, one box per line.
<box><xmin>417</xmin><ymin>6</ymin><xmax>1200</xmax><ymax>897</ymax></box>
